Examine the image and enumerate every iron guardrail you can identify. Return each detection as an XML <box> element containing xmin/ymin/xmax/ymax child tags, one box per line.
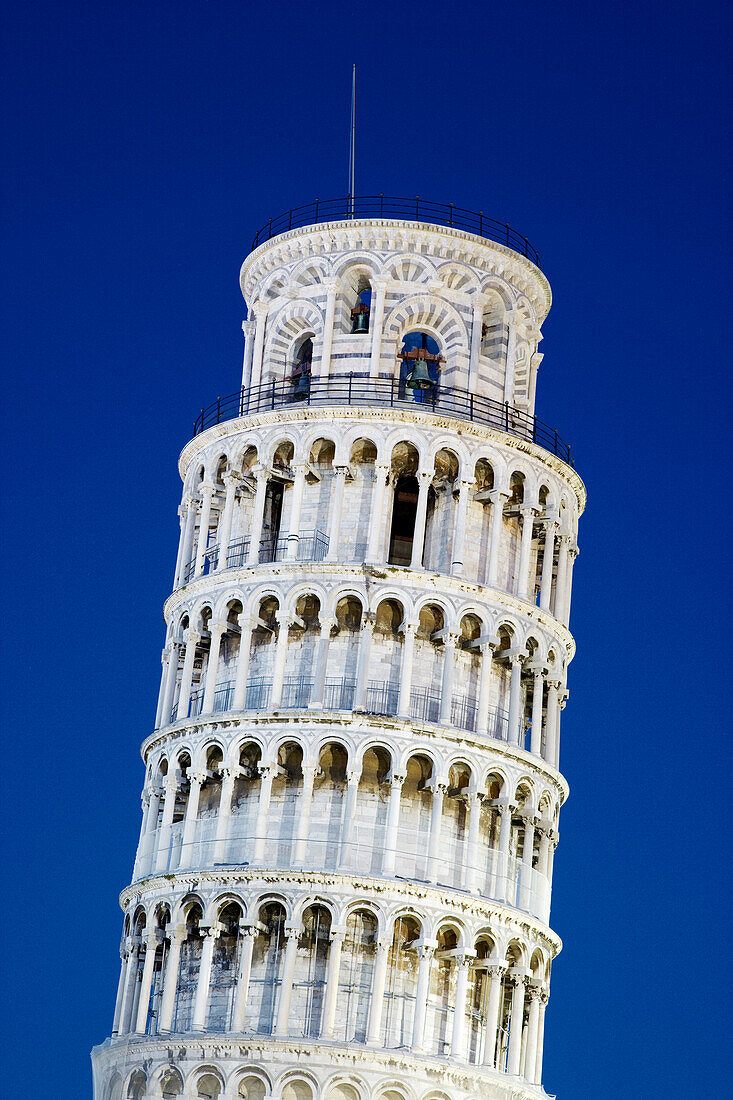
<box><xmin>193</xmin><ymin>375</ymin><xmax>573</xmax><ymax>466</ymax></box>
<box><xmin>250</xmin><ymin>195</ymin><xmax>540</xmax><ymax>266</ymax></box>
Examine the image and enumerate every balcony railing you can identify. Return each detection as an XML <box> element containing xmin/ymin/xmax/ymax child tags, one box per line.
<box><xmin>181</xmin><ymin>529</ymin><xmax>329</xmax><ymax>584</ymax></box>
<box><xmin>170</xmin><ymin>675</ymin><xmax>528</xmax><ymax>749</ymax></box>
<box><xmin>140</xmin><ymin>830</ymin><xmax>549</xmax><ymax>923</ymax></box>
<box><xmin>193</xmin><ymin>376</ymin><xmax>573</xmax><ymax>465</ymax></box>
<box><xmin>250</xmin><ymin>195</ymin><xmax>541</xmax><ymax>267</ymax></box>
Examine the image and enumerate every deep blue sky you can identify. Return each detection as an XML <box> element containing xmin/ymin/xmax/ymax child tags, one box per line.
<box><xmin>2</xmin><ymin>2</ymin><xmax>731</xmax><ymax>1096</ymax></box>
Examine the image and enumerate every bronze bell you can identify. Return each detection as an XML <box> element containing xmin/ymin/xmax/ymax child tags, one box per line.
<box><xmin>406</xmin><ymin>358</ymin><xmax>433</xmax><ymax>389</ymax></box>
<box><xmin>292</xmin><ymin>370</ymin><xmax>310</xmax><ymax>397</ymax></box>
<box><xmin>351</xmin><ymin>309</ymin><xmax>370</xmax><ymax>334</ymax></box>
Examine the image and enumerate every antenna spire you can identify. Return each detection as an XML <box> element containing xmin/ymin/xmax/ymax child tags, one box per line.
<box><xmin>348</xmin><ymin>64</ymin><xmax>356</xmax><ymax>216</ymax></box>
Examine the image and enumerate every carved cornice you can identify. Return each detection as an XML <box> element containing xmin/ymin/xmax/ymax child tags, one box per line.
<box><xmin>239</xmin><ymin>220</ymin><xmax>551</xmax><ymax>319</ymax></box>
<box><xmin>120</xmin><ymin>865</ymin><xmax>562</xmax><ymax>954</ymax></box>
<box><xmin>179</xmin><ymin>405</ymin><xmax>585</xmax><ymax>512</ymax></box>
<box><xmin>93</xmin><ymin>1033</ymin><xmax>549</xmax><ymax>1099</ymax></box>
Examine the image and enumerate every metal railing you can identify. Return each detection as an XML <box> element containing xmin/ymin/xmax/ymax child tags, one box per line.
<box><xmin>138</xmin><ymin>831</ymin><xmax>549</xmax><ymax>923</ymax></box>
<box><xmin>170</xmin><ymin>675</ymin><xmax>526</xmax><ymax>748</ymax></box>
<box><xmin>181</xmin><ymin>529</ymin><xmax>329</xmax><ymax>584</ymax></box>
<box><xmin>193</xmin><ymin>375</ymin><xmax>573</xmax><ymax>465</ymax></box>
<box><xmin>250</xmin><ymin>195</ymin><xmax>541</xmax><ymax>266</ymax></box>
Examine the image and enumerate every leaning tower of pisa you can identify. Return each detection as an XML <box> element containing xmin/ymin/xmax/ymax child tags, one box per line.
<box><xmin>92</xmin><ymin>197</ymin><xmax>584</xmax><ymax>1100</ymax></box>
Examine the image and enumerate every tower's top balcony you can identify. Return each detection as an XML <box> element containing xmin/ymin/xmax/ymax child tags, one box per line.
<box><xmin>249</xmin><ymin>195</ymin><xmax>542</xmax><ymax>267</ymax></box>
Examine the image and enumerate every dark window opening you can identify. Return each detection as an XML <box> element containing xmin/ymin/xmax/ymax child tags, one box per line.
<box><xmin>388</xmin><ymin>475</ymin><xmax>419</xmax><ymax>566</ymax></box>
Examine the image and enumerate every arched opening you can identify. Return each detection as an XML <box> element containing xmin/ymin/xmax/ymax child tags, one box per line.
<box><xmin>271</xmin><ymin>742</ymin><xmax>304</xmax><ymax>860</ymax></box>
<box><xmin>159</xmin><ymin>1069</ymin><xmax>183</xmax><ymax>1099</ymax></box>
<box><xmin>249</xmin><ymin>596</ymin><xmax>278</xmax><ymax>706</ymax></box>
<box><xmin>228</xmin><ymin>741</ymin><xmax>263</xmax><ymax>861</ymax></box>
<box><xmin>468</xmin><ymin>937</ymin><xmax>496</xmax><ymax>1064</ymax></box>
<box><xmin>208</xmin><ymin>901</ymin><xmax>244</xmax><ymax>1030</ymax></box>
<box><xmin>127</xmin><ymin>1071</ymin><xmax>147</xmax><ymax>1100</ymax></box>
<box><xmin>397</xmin><ymin>754</ymin><xmax>433</xmax><ymax>879</ymax></box>
<box><xmin>382</xmin><ymin>915</ymin><xmax>420</xmax><ymax>1048</ymax></box>
<box><xmin>249</xmin><ymin>900</ymin><xmax>287</xmax><ymax>1034</ymax></box>
<box><xmin>236</xmin><ymin>1073</ymin><xmax>265</xmax><ymax>1100</ymax></box>
<box><xmin>291</xmin><ymin>904</ymin><xmax>332</xmax><ymax>1036</ymax></box>
<box><xmin>195</xmin><ymin>1072</ymin><xmax>223</xmax><ymax>1100</ymax></box>
<box><xmin>289</xmin><ymin>334</ymin><xmax>313</xmax><ymax>398</ymax></box>
<box><xmin>335</xmin><ymin>908</ymin><xmax>378</xmax><ymax>1043</ymax></box>
<box><xmin>171</xmin><ymin>903</ymin><xmax>203</xmax><ymax>1032</ymax></box>
<box><xmin>423</xmin><ymin>448</ymin><xmax>459</xmax><ymax>573</ymax></box>
<box><xmin>426</xmin><ymin>925</ymin><xmax>459</xmax><ymax>1057</ymax></box>
<box><xmin>371</xmin><ymin>600</ymin><xmax>404</xmax><ymax>714</ymax></box>
<box><xmin>347</xmin><ymin>437</ymin><xmax>378</xmax><ymax>562</ymax></box>
<box><xmin>237</xmin><ymin>1076</ymin><xmax>267</xmax><ymax>1100</ymax></box>
<box><xmin>281</xmin><ymin>1081</ymin><xmax>314</xmax><ymax>1100</ymax></box>
<box><xmin>387</xmin><ymin>442</ymin><xmax>421</xmax><ymax>566</ymax></box>
<box><xmin>326</xmin><ymin>596</ymin><xmax>363</xmax><ymax>709</ymax></box>
<box><xmin>496</xmin><ymin>943</ymin><xmax>524</xmax><ymax>1071</ymax></box>
<box><xmin>314</xmin><ymin>742</ymin><xmax>349</xmax><ymax>868</ymax></box>
<box><xmin>357</xmin><ymin>746</ymin><xmax>392</xmax><ymax>872</ymax></box>
<box><xmin>398</xmin><ymin>330</ymin><xmax>444</xmax><ymax>402</ymax></box>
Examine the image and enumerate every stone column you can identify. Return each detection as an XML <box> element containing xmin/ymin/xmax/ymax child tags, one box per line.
<box><xmin>507</xmin><ymin>654</ymin><xmax>525</xmax><ymax>746</ymax></box>
<box><xmin>465</xmin><ymin>791</ymin><xmax>484</xmax><ymax>893</ymax></box>
<box><xmin>240</xmin><ymin>317</ymin><xmax>256</xmax><ymax>389</ymax></box>
<box><xmin>450</xmin><ymin>954</ymin><xmax>475</xmax><ymax>1061</ymax></box>
<box><xmin>534</xmin><ymin>990</ymin><xmax>549</xmax><ymax>1084</ymax></box>
<box><xmin>160</xmin><ymin>642</ymin><xmax>180</xmax><ymax>727</ymax></box>
<box><xmin>194</xmin><ymin>483</ymin><xmax>215</xmax><ymax>576</ymax></box>
<box><xmin>201</xmin><ymin>620</ymin><xmax>227</xmax><ymax>715</ymax></box>
<box><xmin>496</xmin><ymin>801</ymin><xmax>514</xmax><ymax>902</ymax></box>
<box><xmin>274</xmin><ymin>925</ymin><xmax>300</xmax><ymax>1036</ymax></box>
<box><xmin>318</xmin><ymin>279</ymin><xmax>338</xmax><ymax>381</ymax></box>
<box><xmin>154</xmin><ymin>777</ymin><xmax>179</xmax><ymax>873</ymax></box>
<box><xmin>368</xmin><ymin>278</ymin><xmax>387</xmax><ymax>377</ymax></box>
<box><xmin>286</xmin><ymin>463</ymin><xmax>308</xmax><ymax>560</ymax></box>
<box><xmin>481</xmin><ymin>964</ymin><xmax>507</xmax><ymax>1067</ymax></box>
<box><xmin>217</xmin><ymin>472</ymin><xmax>239</xmax><ymax>570</ymax></box>
<box><xmin>506</xmin><ymin>973</ymin><xmax>527</xmax><ymax>1075</ymax></box>
<box><xmin>476</xmin><ymin>640</ymin><xmax>495</xmax><ymax>736</ymax></box>
<box><xmin>246</xmin><ymin>467</ymin><xmax>269</xmax><ymax>566</ymax></box>
<box><xmin>524</xmin><ymin>983</ymin><xmax>543</xmax><ymax>1083</ymax></box>
<box><xmin>353</xmin><ymin>616</ymin><xmax>374</xmax><ymax>710</ymax></box>
<box><xmin>427</xmin><ymin>781</ymin><xmax>447</xmax><ymax>883</ymax></box>
<box><xmin>468</xmin><ymin>296</ymin><xmax>484</xmax><ymax>390</ymax></box>
<box><xmin>177</xmin><ymin>628</ymin><xmax>200</xmax><ymax>720</ymax></box>
<box><xmin>517</xmin><ymin>505</ymin><xmax>536</xmax><ymax>600</ymax></box>
<box><xmin>519</xmin><ymin>814</ymin><xmax>536</xmax><ymax>910</ymax></box>
<box><xmin>366</xmin><ymin>463</ymin><xmax>390</xmax><ymax>562</ymax></box>
<box><xmin>451</xmin><ymin>478</ymin><xmax>472</xmax><ymax>576</ymax></box>
<box><xmin>539</xmin><ymin>521</ymin><xmax>557</xmax><ymax>611</ymax></box>
<box><xmin>321</xmin><ymin>930</ymin><xmax>345</xmax><ymax>1038</ymax></box>
<box><xmin>135</xmin><ymin>928</ymin><xmax>161</xmax><ymax>1034</ymax></box>
<box><xmin>410</xmin><ymin>943</ymin><xmax>435</xmax><ymax>1052</ymax></box>
<box><xmin>180</xmin><ymin>771</ymin><xmax>206</xmax><ymax>870</ymax></box>
<box><xmin>293</xmin><ymin>764</ymin><xmax>319</xmax><ymax>864</ymax></box>
<box><xmin>158</xmin><ymin>927</ymin><xmax>185</xmax><ymax>1033</ymax></box>
<box><xmin>366</xmin><ymin>938</ymin><xmax>390</xmax><ymax>1044</ymax></box>
<box><xmin>487</xmin><ymin>490</ymin><xmax>509</xmax><ymax>588</ymax></box>
<box><xmin>213</xmin><ymin>766</ymin><xmax>236</xmax><ymax>862</ymax></box>
<box><xmin>141</xmin><ymin>789</ymin><xmax>162</xmax><ymax>874</ymax></box>
<box><xmin>553</xmin><ymin>534</ymin><xmax>571</xmax><ymax>618</ymax></box>
<box><xmin>232</xmin><ymin>616</ymin><xmax>255</xmax><ymax>710</ymax></box>
<box><xmin>381</xmin><ymin>773</ymin><xmax>405</xmax><ymax>875</ymax></box>
<box><xmin>544</xmin><ymin>679</ymin><xmax>561</xmax><ymax>766</ymax></box>
<box><xmin>111</xmin><ymin>944</ymin><xmax>129</xmax><ymax>1035</ymax></box>
<box><xmin>270</xmin><ymin>611</ymin><xmax>293</xmax><ymax>709</ymax></box>
<box><xmin>410</xmin><ymin>469</ymin><xmax>433</xmax><ymax>570</ymax></box>
<box><xmin>118</xmin><ymin>939</ymin><xmax>141</xmax><ymax>1034</ymax></box>
<box><xmin>308</xmin><ymin>617</ymin><xmax>335</xmax><ymax>709</ymax></box>
<box><xmin>230</xmin><ymin>925</ymin><xmax>258</xmax><ymax>1032</ymax></box>
<box><xmin>253</xmin><ymin>764</ymin><xmax>275</xmax><ymax>862</ymax></box>
<box><xmin>503</xmin><ymin>319</ymin><xmax>518</xmax><ymax>405</ymax></box>
<box><xmin>397</xmin><ymin>620</ymin><xmax>417</xmax><ymax>718</ymax></box>
<box><xmin>325</xmin><ymin>465</ymin><xmax>348</xmax><ymax>562</ymax></box>
<box><xmin>439</xmin><ymin>632</ymin><xmax>458</xmax><ymax>725</ymax></box>
<box><xmin>192</xmin><ymin>925</ymin><xmax>219</xmax><ymax>1032</ymax></box>
<box><xmin>339</xmin><ymin>769</ymin><xmax>361</xmax><ymax>869</ymax></box>
<box><xmin>249</xmin><ymin>302</ymin><xmax>268</xmax><ymax>391</ymax></box>
<box><xmin>155</xmin><ymin>646</ymin><xmax>173</xmax><ymax>729</ymax></box>
<box><xmin>173</xmin><ymin>499</ymin><xmax>194</xmax><ymax>588</ymax></box>
<box><xmin>562</xmin><ymin>544</ymin><xmax>578</xmax><ymax>624</ymax></box>
<box><xmin>529</xmin><ymin>666</ymin><xmax>545</xmax><ymax>755</ymax></box>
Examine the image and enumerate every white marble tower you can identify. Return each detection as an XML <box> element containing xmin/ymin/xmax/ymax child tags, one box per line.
<box><xmin>92</xmin><ymin>198</ymin><xmax>584</xmax><ymax>1100</ymax></box>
